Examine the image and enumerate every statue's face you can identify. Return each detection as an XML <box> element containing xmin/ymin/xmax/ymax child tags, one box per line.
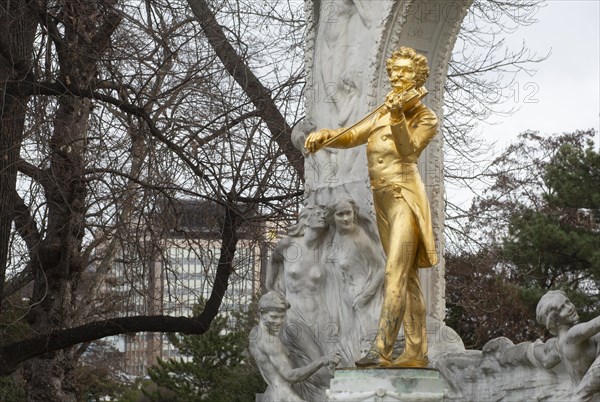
<box><xmin>334</xmin><ymin>201</ymin><xmax>355</xmax><ymax>231</ymax></box>
<box><xmin>553</xmin><ymin>294</ymin><xmax>579</xmax><ymax>325</ymax></box>
<box><xmin>388</xmin><ymin>57</ymin><xmax>416</xmax><ymax>92</ymax></box>
<box><xmin>262</xmin><ymin>310</ymin><xmax>286</xmax><ymax>335</ymax></box>
<box><xmin>308</xmin><ymin>208</ymin><xmax>327</xmax><ymax>229</ymax></box>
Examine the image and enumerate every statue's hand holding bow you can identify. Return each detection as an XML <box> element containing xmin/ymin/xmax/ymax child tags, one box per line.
<box><xmin>385</xmin><ymin>90</ymin><xmax>407</xmax><ymax>122</ymax></box>
<box><xmin>304</xmin><ymin>129</ymin><xmax>334</xmax><ymax>154</ymax></box>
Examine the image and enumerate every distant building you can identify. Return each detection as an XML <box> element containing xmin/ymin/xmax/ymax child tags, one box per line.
<box><xmin>107</xmin><ymin>200</ymin><xmax>272</xmax><ymax>377</ymax></box>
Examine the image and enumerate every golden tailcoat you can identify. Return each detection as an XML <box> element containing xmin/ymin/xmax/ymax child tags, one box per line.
<box><xmin>326</xmin><ymin>102</ymin><xmax>438</xmax><ymax>268</ymax></box>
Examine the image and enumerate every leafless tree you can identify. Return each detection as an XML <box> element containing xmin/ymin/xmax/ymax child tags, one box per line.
<box><xmin>0</xmin><ymin>0</ymin><xmax>552</xmax><ymax>399</ymax></box>
<box><xmin>443</xmin><ymin>0</ymin><xmax>548</xmax><ymax>250</ymax></box>
<box><xmin>0</xmin><ymin>0</ymin><xmax>304</xmax><ymax>399</ymax></box>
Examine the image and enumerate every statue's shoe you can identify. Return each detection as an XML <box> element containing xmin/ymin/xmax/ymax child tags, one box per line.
<box><xmin>355</xmin><ymin>351</ymin><xmax>391</xmax><ymax>368</ymax></box>
<box><xmin>390</xmin><ymin>355</ymin><xmax>428</xmax><ymax>368</ymax></box>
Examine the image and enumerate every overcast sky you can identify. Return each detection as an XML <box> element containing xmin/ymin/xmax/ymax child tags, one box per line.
<box><xmin>481</xmin><ymin>0</ymin><xmax>600</xmax><ymax>148</ymax></box>
<box><xmin>445</xmin><ymin>0</ymin><xmax>599</xmax><ymax>209</ymax></box>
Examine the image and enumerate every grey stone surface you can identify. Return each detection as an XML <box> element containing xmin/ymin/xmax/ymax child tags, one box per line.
<box><xmin>432</xmin><ymin>291</ymin><xmax>600</xmax><ymax>401</ymax></box>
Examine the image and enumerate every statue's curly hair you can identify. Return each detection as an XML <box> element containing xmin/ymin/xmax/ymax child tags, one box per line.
<box><xmin>386</xmin><ymin>46</ymin><xmax>430</xmax><ymax>88</ymax></box>
<box><xmin>259</xmin><ymin>291</ymin><xmax>290</xmax><ymax>314</ymax></box>
<box><xmin>536</xmin><ymin>290</ymin><xmax>569</xmax><ymax>336</ymax></box>
<box><xmin>288</xmin><ymin>205</ymin><xmax>327</xmax><ymax>237</ymax></box>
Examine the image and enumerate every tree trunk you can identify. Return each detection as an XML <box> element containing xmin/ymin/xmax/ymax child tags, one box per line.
<box><xmin>0</xmin><ymin>0</ymin><xmax>37</xmax><ymax>313</ymax></box>
<box><xmin>24</xmin><ymin>91</ymin><xmax>91</xmax><ymax>401</ymax></box>
<box><xmin>21</xmin><ymin>1</ymin><xmax>119</xmax><ymax>399</ymax></box>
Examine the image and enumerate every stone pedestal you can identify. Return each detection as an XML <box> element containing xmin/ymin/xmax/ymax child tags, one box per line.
<box><xmin>327</xmin><ymin>368</ymin><xmax>447</xmax><ymax>401</ymax></box>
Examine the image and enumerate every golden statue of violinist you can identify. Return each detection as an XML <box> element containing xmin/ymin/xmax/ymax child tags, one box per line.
<box><xmin>305</xmin><ymin>47</ymin><xmax>438</xmax><ymax>368</ymax></box>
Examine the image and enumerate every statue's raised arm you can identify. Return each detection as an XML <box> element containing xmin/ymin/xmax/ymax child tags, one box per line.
<box><xmin>265</xmin><ymin>237</ymin><xmax>290</xmax><ymax>294</ymax></box>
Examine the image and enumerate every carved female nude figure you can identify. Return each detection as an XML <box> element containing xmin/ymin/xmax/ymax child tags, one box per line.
<box><xmin>266</xmin><ymin>206</ymin><xmax>349</xmax><ymax>400</ymax></box>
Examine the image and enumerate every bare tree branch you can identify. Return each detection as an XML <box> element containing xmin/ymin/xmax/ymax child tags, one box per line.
<box><xmin>186</xmin><ymin>0</ymin><xmax>304</xmax><ymax>177</ymax></box>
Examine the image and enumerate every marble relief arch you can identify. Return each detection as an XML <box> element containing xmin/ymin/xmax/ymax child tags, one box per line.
<box><xmin>300</xmin><ymin>0</ymin><xmax>473</xmax><ymax>321</ymax></box>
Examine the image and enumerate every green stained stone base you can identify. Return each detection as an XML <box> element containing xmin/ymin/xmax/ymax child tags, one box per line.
<box><xmin>327</xmin><ymin>368</ymin><xmax>447</xmax><ymax>401</ymax></box>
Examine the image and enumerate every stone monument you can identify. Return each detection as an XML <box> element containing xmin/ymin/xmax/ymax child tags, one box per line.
<box><xmin>532</xmin><ymin>291</ymin><xmax>599</xmax><ymax>400</ymax></box>
<box><xmin>265</xmin><ymin>206</ymin><xmax>351</xmax><ymax>400</ymax></box>
<box><xmin>259</xmin><ymin>1</ymin><xmax>472</xmax><ymax>400</ymax></box>
<box><xmin>250</xmin><ymin>1</ymin><xmax>600</xmax><ymax>401</ymax></box>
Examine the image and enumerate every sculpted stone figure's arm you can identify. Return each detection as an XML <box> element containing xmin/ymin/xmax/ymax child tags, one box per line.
<box><xmin>351</xmin><ymin>0</ymin><xmax>375</xmax><ymax>29</ymax></box>
<box><xmin>251</xmin><ymin>341</ymin><xmax>340</xmax><ymax>384</ymax></box>
<box><xmin>389</xmin><ymin>109</ymin><xmax>438</xmax><ymax>157</ymax></box>
<box><xmin>279</xmin><ymin>353</ymin><xmax>341</xmax><ymax>383</ymax></box>
<box><xmin>569</xmin><ymin>315</ymin><xmax>600</xmax><ymax>344</ymax></box>
<box><xmin>265</xmin><ymin>239</ymin><xmax>288</xmax><ymax>293</ymax></box>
